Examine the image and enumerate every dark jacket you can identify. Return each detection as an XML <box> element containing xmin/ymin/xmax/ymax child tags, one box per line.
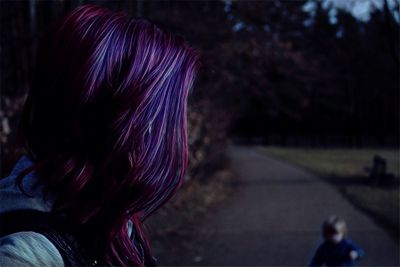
<box><xmin>309</xmin><ymin>238</ymin><xmax>365</xmax><ymax>267</ymax></box>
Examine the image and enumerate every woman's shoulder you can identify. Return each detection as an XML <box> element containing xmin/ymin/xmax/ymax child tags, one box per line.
<box><xmin>0</xmin><ymin>231</ymin><xmax>64</xmax><ymax>267</ymax></box>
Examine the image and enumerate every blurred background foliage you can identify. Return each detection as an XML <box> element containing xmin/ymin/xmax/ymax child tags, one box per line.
<box><xmin>0</xmin><ymin>0</ymin><xmax>399</xmax><ymax>188</ymax></box>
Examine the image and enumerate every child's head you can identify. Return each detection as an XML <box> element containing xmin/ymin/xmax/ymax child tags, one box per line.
<box><xmin>322</xmin><ymin>215</ymin><xmax>347</xmax><ymax>244</ymax></box>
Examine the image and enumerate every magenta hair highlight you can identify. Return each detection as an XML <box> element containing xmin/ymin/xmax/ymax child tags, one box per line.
<box><xmin>17</xmin><ymin>4</ymin><xmax>200</xmax><ymax>266</ymax></box>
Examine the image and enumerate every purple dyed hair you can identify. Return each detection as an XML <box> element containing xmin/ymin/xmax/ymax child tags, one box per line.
<box><xmin>16</xmin><ymin>4</ymin><xmax>200</xmax><ymax>266</ymax></box>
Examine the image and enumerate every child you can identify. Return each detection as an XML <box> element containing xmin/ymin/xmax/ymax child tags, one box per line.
<box><xmin>309</xmin><ymin>216</ymin><xmax>365</xmax><ymax>267</ymax></box>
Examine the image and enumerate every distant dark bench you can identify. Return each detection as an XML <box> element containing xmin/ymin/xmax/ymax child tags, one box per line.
<box><xmin>366</xmin><ymin>155</ymin><xmax>395</xmax><ymax>186</ymax></box>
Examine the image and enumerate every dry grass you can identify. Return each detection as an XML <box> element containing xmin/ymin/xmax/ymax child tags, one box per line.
<box><xmin>258</xmin><ymin>147</ymin><xmax>399</xmax><ymax>177</ymax></box>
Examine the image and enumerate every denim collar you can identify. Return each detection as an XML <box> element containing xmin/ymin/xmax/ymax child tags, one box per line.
<box><xmin>9</xmin><ymin>155</ymin><xmax>35</xmax><ymax>177</ymax></box>
<box><xmin>0</xmin><ymin>155</ymin><xmax>53</xmax><ymax>215</ymax></box>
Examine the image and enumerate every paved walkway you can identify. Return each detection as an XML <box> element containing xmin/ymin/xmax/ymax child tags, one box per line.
<box><xmin>153</xmin><ymin>146</ymin><xmax>399</xmax><ymax>266</ymax></box>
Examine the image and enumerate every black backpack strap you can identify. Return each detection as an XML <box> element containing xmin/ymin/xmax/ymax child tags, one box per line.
<box><xmin>39</xmin><ymin>225</ymin><xmax>98</xmax><ymax>266</ymax></box>
<box><xmin>0</xmin><ymin>210</ymin><xmax>97</xmax><ymax>266</ymax></box>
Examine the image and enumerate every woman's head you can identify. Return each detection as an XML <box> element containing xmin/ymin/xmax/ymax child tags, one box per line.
<box><xmin>322</xmin><ymin>215</ymin><xmax>347</xmax><ymax>243</ymax></box>
<box><xmin>17</xmin><ymin>4</ymin><xmax>200</xmax><ymax>266</ymax></box>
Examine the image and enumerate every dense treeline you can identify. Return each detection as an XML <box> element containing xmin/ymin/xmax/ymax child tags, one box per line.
<box><xmin>0</xmin><ymin>0</ymin><xmax>399</xmax><ymax>176</ymax></box>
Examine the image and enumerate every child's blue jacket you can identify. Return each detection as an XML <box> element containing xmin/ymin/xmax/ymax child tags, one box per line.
<box><xmin>309</xmin><ymin>238</ymin><xmax>365</xmax><ymax>267</ymax></box>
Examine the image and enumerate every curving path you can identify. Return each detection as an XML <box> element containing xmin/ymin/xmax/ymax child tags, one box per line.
<box><xmin>152</xmin><ymin>145</ymin><xmax>399</xmax><ymax>266</ymax></box>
